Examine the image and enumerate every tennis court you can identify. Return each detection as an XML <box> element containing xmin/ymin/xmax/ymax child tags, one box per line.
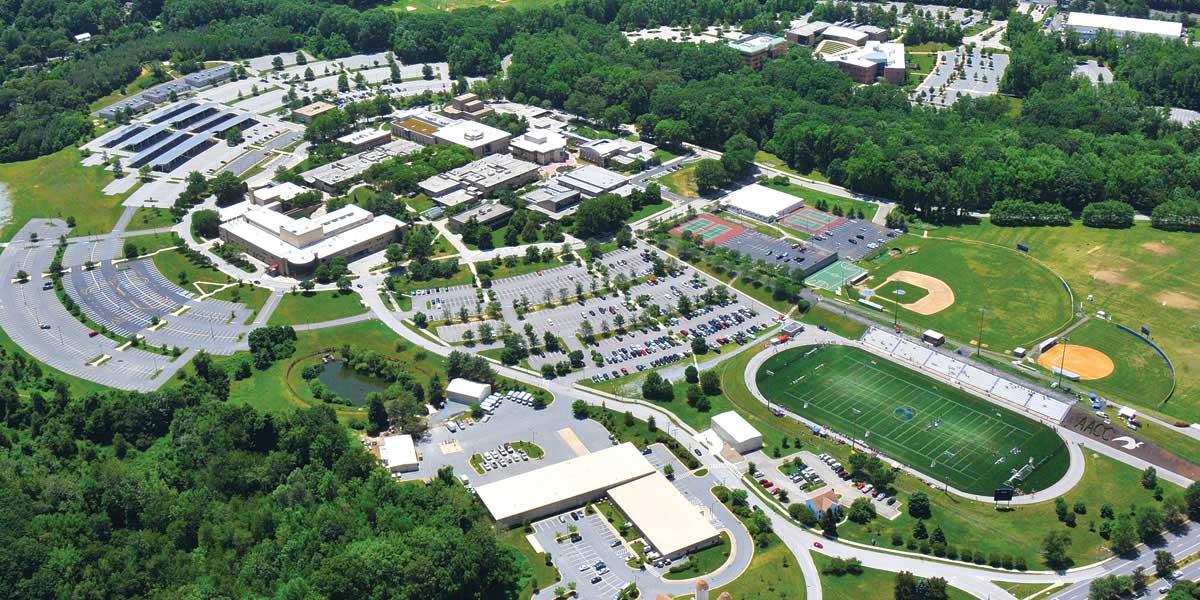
<box><xmin>757</xmin><ymin>345</ymin><xmax>1069</xmax><ymax>495</ymax></box>
<box><xmin>805</xmin><ymin>261</ymin><xmax>868</xmax><ymax>291</ymax></box>
<box><xmin>670</xmin><ymin>214</ymin><xmax>746</xmax><ymax>245</ymax></box>
<box><xmin>780</xmin><ymin>207</ymin><xmax>844</xmax><ymax>235</ymax></box>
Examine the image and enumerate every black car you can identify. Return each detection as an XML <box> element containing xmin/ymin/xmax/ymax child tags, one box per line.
<box><xmin>591</xmin><ymin>576</ymin><xmax>602</xmax><ymax>584</ymax></box>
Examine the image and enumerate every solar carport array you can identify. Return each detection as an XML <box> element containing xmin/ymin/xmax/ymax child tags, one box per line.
<box><xmin>100</xmin><ymin>99</ymin><xmax>258</xmax><ymax>172</ymax></box>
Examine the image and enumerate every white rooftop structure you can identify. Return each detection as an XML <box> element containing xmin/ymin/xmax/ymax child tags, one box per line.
<box><xmin>301</xmin><ymin>139</ymin><xmax>422</xmax><ymax>192</ymax></box>
<box><xmin>250</xmin><ymin>181</ymin><xmax>309</xmax><ymax>205</ymax></box>
<box><xmin>721</xmin><ymin>183</ymin><xmax>805</xmax><ymax>223</ymax></box>
<box><xmin>475</xmin><ymin>443</ymin><xmax>656</xmax><ymax>525</ymax></box>
<box><xmin>337</xmin><ymin>128</ymin><xmax>392</xmax><ymax>148</ymax></box>
<box><xmin>555</xmin><ymin>165</ymin><xmax>630</xmax><ymax>198</ymax></box>
<box><xmin>218</xmin><ymin>203</ymin><xmax>405</xmax><ymax>276</ymax></box>
<box><xmin>822</xmin><ymin>25</ymin><xmax>870</xmax><ymax>44</ymax></box>
<box><xmin>434</xmin><ymin>120</ymin><xmax>510</xmax><ymax>152</ymax></box>
<box><xmin>1066</xmin><ymin>12</ymin><xmax>1183</xmax><ymax>39</ymax></box>
<box><xmin>710</xmin><ymin>411</ymin><xmax>763</xmax><ymax>454</ymax></box>
<box><xmin>609</xmin><ymin>472</ymin><xmax>722</xmax><ymax>558</ymax></box>
<box><xmin>419</xmin><ymin>153</ymin><xmax>540</xmax><ymax>204</ymax></box>
<box><xmin>446</xmin><ymin>378</ymin><xmax>492</xmax><ymax>404</ymax></box>
<box><xmin>833</xmin><ymin>41</ymin><xmax>905</xmax><ymax>70</ymax></box>
<box><xmin>380</xmin><ymin>434</ymin><xmax>419</xmax><ymax>472</ymax></box>
<box><xmin>511</xmin><ymin>130</ymin><xmax>566</xmax><ymax>154</ymax></box>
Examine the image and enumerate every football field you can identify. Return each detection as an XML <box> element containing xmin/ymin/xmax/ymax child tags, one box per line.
<box><xmin>757</xmin><ymin>345</ymin><xmax>1069</xmax><ymax>495</ymax></box>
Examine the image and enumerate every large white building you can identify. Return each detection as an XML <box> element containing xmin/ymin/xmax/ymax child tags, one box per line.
<box><xmin>380</xmin><ymin>434</ymin><xmax>419</xmax><ymax>473</ymax></box>
<box><xmin>418</xmin><ymin>153</ymin><xmax>541</xmax><ymax>207</ymax></box>
<box><xmin>721</xmin><ymin>183</ymin><xmax>805</xmax><ymax>223</ymax></box>
<box><xmin>218</xmin><ymin>203</ymin><xmax>406</xmax><ymax>277</ymax></box>
<box><xmin>1066</xmin><ymin>12</ymin><xmax>1183</xmax><ymax>40</ymax></box>
<box><xmin>433</xmin><ymin>120</ymin><xmax>511</xmax><ymax>157</ymax></box>
<box><xmin>446</xmin><ymin>378</ymin><xmax>492</xmax><ymax>405</ymax></box>
<box><xmin>510</xmin><ymin>130</ymin><xmax>568</xmax><ymax>165</ymax></box>
<box><xmin>711</xmin><ymin>411</ymin><xmax>763</xmax><ymax>454</ymax></box>
<box><xmin>475</xmin><ymin>443</ymin><xmax>656</xmax><ymax>526</ymax></box>
<box><xmin>608</xmin><ymin>472</ymin><xmax>722</xmax><ymax>558</ymax></box>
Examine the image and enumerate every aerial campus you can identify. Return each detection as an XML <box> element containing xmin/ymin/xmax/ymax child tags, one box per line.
<box><xmin>3</xmin><ymin>1</ymin><xmax>1200</xmax><ymax>599</ymax></box>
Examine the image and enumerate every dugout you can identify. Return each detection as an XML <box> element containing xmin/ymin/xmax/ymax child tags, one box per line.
<box><xmin>1037</xmin><ymin>337</ymin><xmax>1058</xmax><ymax>354</ymax></box>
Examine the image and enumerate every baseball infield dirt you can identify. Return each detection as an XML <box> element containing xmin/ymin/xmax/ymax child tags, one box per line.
<box><xmin>876</xmin><ymin>271</ymin><xmax>955</xmax><ymax>315</ymax></box>
<box><xmin>1037</xmin><ymin>344</ymin><xmax>1115</xmax><ymax>380</ymax></box>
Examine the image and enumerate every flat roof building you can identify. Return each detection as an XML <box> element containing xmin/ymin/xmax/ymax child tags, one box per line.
<box><xmin>448</xmin><ymin>203</ymin><xmax>514</xmax><ymax>232</ymax></box>
<box><xmin>250</xmin><ymin>181</ymin><xmax>310</xmax><ymax>206</ymax></box>
<box><xmin>721</xmin><ymin>183</ymin><xmax>805</xmax><ymax>223</ymax></box>
<box><xmin>218</xmin><ymin>203</ymin><xmax>406</xmax><ymax>277</ymax></box>
<box><xmin>292</xmin><ymin>101</ymin><xmax>336</xmax><ymax>124</ymax></box>
<box><xmin>523</xmin><ymin>183</ymin><xmax>583</xmax><ymax>219</ymax></box>
<box><xmin>141</xmin><ymin>79</ymin><xmax>194</xmax><ymax>104</ymax></box>
<box><xmin>98</xmin><ymin>96</ymin><xmax>153</xmax><ymax>120</ymax></box>
<box><xmin>1066</xmin><ymin>12</ymin><xmax>1183</xmax><ymax>40</ymax></box>
<box><xmin>447</xmin><ymin>378</ymin><xmax>492</xmax><ymax>405</ymax></box>
<box><xmin>510</xmin><ymin>130</ymin><xmax>568</xmax><ymax>165</ymax></box>
<box><xmin>300</xmin><ymin>139</ymin><xmax>422</xmax><ymax>193</ymax></box>
<box><xmin>337</xmin><ymin>128</ymin><xmax>392</xmax><ymax>151</ymax></box>
<box><xmin>609</xmin><ymin>472</ymin><xmax>722</xmax><ymax>558</ymax></box>
<box><xmin>787</xmin><ymin>21</ymin><xmax>831</xmax><ymax>45</ymax></box>
<box><xmin>555</xmin><ymin>165</ymin><xmax>630</xmax><ymax>198</ymax></box>
<box><xmin>419</xmin><ymin>154</ymin><xmax>540</xmax><ymax>206</ymax></box>
<box><xmin>728</xmin><ymin>33</ymin><xmax>790</xmax><ymax>69</ymax></box>
<box><xmin>380</xmin><ymin>434</ymin><xmax>419</xmax><ymax>473</ymax></box>
<box><xmin>827</xmin><ymin>41</ymin><xmax>906</xmax><ymax>84</ymax></box>
<box><xmin>434</xmin><ymin>120</ymin><xmax>511</xmax><ymax>157</ymax></box>
<box><xmin>442</xmin><ymin>93</ymin><xmax>494</xmax><ymax>121</ymax></box>
<box><xmin>184</xmin><ymin>64</ymin><xmax>235</xmax><ymax>89</ymax></box>
<box><xmin>475</xmin><ymin>443</ymin><xmax>656</xmax><ymax>526</ymax></box>
<box><xmin>822</xmin><ymin>25</ymin><xmax>870</xmax><ymax>46</ymax></box>
<box><xmin>391</xmin><ymin>109</ymin><xmax>456</xmax><ymax>145</ymax></box>
<box><xmin>710</xmin><ymin>411</ymin><xmax>763</xmax><ymax>454</ymax></box>
<box><xmin>578</xmin><ymin>138</ymin><xmax>657</xmax><ymax>169</ymax></box>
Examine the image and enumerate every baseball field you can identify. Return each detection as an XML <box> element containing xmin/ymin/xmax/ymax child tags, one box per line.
<box><xmin>756</xmin><ymin>345</ymin><xmax>1070</xmax><ymax>495</ymax></box>
<box><xmin>862</xmin><ymin>236</ymin><xmax>1073</xmax><ymax>351</ymax></box>
<box><xmin>1039</xmin><ymin>319</ymin><xmax>1175</xmax><ymax>408</ymax></box>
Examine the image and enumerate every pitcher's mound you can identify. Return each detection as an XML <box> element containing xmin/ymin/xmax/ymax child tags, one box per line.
<box><xmin>1037</xmin><ymin>345</ymin><xmax>1114</xmax><ymax>380</ymax></box>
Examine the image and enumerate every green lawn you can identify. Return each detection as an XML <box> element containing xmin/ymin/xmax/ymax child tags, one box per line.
<box><xmin>663</xmin><ymin>532</ymin><xmax>731</xmax><ymax>580</ymax></box>
<box><xmin>390</xmin><ymin>264</ymin><xmax>476</xmax><ymax>294</ymax></box>
<box><xmin>798</xmin><ymin>307</ymin><xmax>868</xmax><ymax>339</ymax></box>
<box><xmin>151</xmin><ymin>249</ymin><xmax>231</xmax><ymax>291</ymax></box>
<box><xmin>122</xmin><ymin>232</ymin><xmax>179</xmax><ymax>257</ymax></box>
<box><xmin>657</xmin><ymin>165</ymin><xmax>699</xmax><ymax>199</ymax></box>
<box><xmin>758</xmin><ymin>345</ymin><xmax>1070</xmax><ymax>495</ymax></box>
<box><xmin>862</xmin><ymin>235</ymin><xmax>1074</xmax><ymax>351</ymax></box>
<box><xmin>0</xmin><ymin>147</ymin><xmax>133</xmax><ymax>241</ymax></box>
<box><xmin>573</xmin><ymin>124</ymin><xmax>618</xmax><ymax>140</ymax></box>
<box><xmin>762</xmin><ymin>181</ymin><xmax>878</xmax><ymax>221</ymax></box>
<box><xmin>223</xmin><ymin>320</ymin><xmax>439</xmax><ymax>420</ymax></box>
<box><xmin>908</xmin><ymin>52</ymin><xmax>938</xmax><ymax>75</ymax></box>
<box><xmin>676</xmin><ymin>533</ymin><xmax>805</xmax><ymax>600</ymax></box>
<box><xmin>994</xmin><ymin>582</ymin><xmax>1058</xmax><ymax>599</ymax></box>
<box><xmin>933</xmin><ymin>220</ymin><xmax>1200</xmax><ymax>422</ymax></box>
<box><xmin>653</xmin><ymin>148</ymin><xmax>681</xmax><ymax>163</ymax></box>
<box><xmin>126</xmin><ymin>207</ymin><xmax>177</xmax><ymax>231</ymax></box>
<box><xmin>210</xmin><ymin>284</ymin><xmax>273</xmax><ymax>322</ymax></box>
<box><xmin>907</xmin><ymin>42</ymin><xmax>956</xmax><ymax>53</ymax></box>
<box><xmin>510</xmin><ymin>440</ymin><xmax>545</xmax><ymax>459</ymax></box>
<box><xmin>267</xmin><ymin>290</ymin><xmax>369</xmax><ymax>326</ymax></box>
<box><xmin>815</xmin><ymin>555</ymin><xmax>974</xmax><ymax>600</ymax></box>
<box><xmin>713</xmin><ymin>342</ymin><xmax>1179</xmax><ymax>568</ymax></box>
<box><xmin>88</xmin><ymin>68</ymin><xmax>165</xmax><ymax>112</ymax></box>
<box><xmin>874</xmin><ymin>280</ymin><xmax>929</xmax><ymax>304</ymax></box>
<box><xmin>496</xmin><ymin>526</ymin><xmax>561</xmax><ymax>599</ymax></box>
<box><xmin>1049</xmin><ymin>318</ymin><xmax>1174</xmax><ymax>408</ymax></box>
<box><xmin>629</xmin><ymin>199</ymin><xmax>672</xmax><ymax>222</ymax></box>
<box><xmin>480</xmin><ymin>257</ymin><xmax>563</xmax><ymax>282</ymax></box>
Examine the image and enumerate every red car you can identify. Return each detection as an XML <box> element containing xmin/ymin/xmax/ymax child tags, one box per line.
<box><xmin>813</xmin><ymin>541</ymin><xmax>823</xmax><ymax>549</ymax></box>
<box><xmin>760</xmin><ymin>480</ymin><xmax>773</xmax><ymax>488</ymax></box>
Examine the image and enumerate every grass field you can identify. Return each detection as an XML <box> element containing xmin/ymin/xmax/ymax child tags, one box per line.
<box><xmin>798</xmin><ymin>307</ymin><xmax>868</xmax><ymax>340</ymax></box>
<box><xmin>267</xmin><ymin>290</ymin><xmax>368</xmax><ymax>326</ymax></box>
<box><xmin>663</xmin><ymin>531</ymin><xmax>730</xmax><ymax>580</ymax></box>
<box><xmin>815</xmin><ymin>555</ymin><xmax>975</xmax><ymax>600</ymax></box>
<box><xmin>1049</xmin><ymin>318</ymin><xmax>1174</xmax><ymax>407</ymax></box>
<box><xmin>754</xmin><ymin>151</ymin><xmax>828</xmax><ymax>182</ymax></box>
<box><xmin>932</xmin><ymin>220</ymin><xmax>1200</xmax><ymax>422</ymax></box>
<box><xmin>710</xmin><ymin>343</ymin><xmax>1178</xmax><ymax>567</ymax></box>
<box><xmin>862</xmin><ymin>235</ymin><xmax>1074</xmax><ymax>350</ymax></box>
<box><xmin>210</xmin><ymin>284</ymin><xmax>273</xmax><ymax>322</ymax></box>
<box><xmin>122</xmin><ymin>232</ymin><xmax>179</xmax><ymax>257</ymax></box>
<box><xmin>126</xmin><ymin>207</ymin><xmax>177</xmax><ymax>231</ymax></box>
<box><xmin>496</xmin><ymin>526</ymin><xmax>561</xmax><ymax>599</ymax></box>
<box><xmin>0</xmin><ymin>147</ymin><xmax>132</xmax><ymax>241</ymax></box>
<box><xmin>873</xmin><ymin>280</ymin><xmax>928</xmax><ymax>304</ymax></box>
<box><xmin>389</xmin><ymin>264</ymin><xmax>476</xmax><ymax>293</ymax></box>
<box><xmin>151</xmin><ymin>249</ymin><xmax>231</xmax><ymax>291</ymax></box>
<box><xmin>657</xmin><ymin>165</ymin><xmax>699</xmax><ymax>198</ymax></box>
<box><xmin>757</xmin><ymin>345</ymin><xmax>1070</xmax><ymax>495</ymax></box>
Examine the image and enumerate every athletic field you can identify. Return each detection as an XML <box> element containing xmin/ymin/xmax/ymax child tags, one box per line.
<box><xmin>757</xmin><ymin>345</ymin><xmax>1070</xmax><ymax>495</ymax></box>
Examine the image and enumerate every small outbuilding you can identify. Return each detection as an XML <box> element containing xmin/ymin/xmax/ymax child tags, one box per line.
<box><xmin>380</xmin><ymin>434</ymin><xmax>419</xmax><ymax>473</ymax></box>
<box><xmin>710</xmin><ymin>411</ymin><xmax>763</xmax><ymax>454</ymax></box>
<box><xmin>447</xmin><ymin>378</ymin><xmax>492</xmax><ymax>405</ymax></box>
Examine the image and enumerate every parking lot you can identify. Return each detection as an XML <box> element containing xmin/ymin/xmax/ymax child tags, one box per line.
<box><xmin>533</xmin><ymin>512</ymin><xmax>634</xmax><ymax>599</ymax></box>
<box><xmin>487</xmin><ymin>261</ymin><xmax>592</xmax><ymax>315</ymax></box>
<box><xmin>716</xmin><ymin>229</ymin><xmax>797</xmax><ymax>265</ymax></box>
<box><xmin>810</xmin><ymin>218</ymin><xmax>898</xmax><ymax>261</ymax></box>
<box><xmin>414</xmin><ymin>284</ymin><xmax>480</xmax><ymax>319</ymax></box>
<box><xmin>65</xmin><ymin>259</ymin><xmax>194</xmax><ymax>337</ymax></box>
<box><xmin>914</xmin><ymin>47</ymin><xmax>1010</xmax><ymax>107</ymax></box>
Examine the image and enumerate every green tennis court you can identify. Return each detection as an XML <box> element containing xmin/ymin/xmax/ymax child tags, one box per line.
<box><xmin>781</xmin><ymin>207</ymin><xmax>841</xmax><ymax>234</ymax></box>
<box><xmin>806</xmin><ymin>261</ymin><xmax>868</xmax><ymax>291</ymax></box>
<box><xmin>757</xmin><ymin>345</ymin><xmax>1070</xmax><ymax>495</ymax></box>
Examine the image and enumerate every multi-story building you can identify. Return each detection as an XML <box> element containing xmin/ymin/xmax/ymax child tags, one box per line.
<box><xmin>728</xmin><ymin>33</ymin><xmax>790</xmax><ymax>69</ymax></box>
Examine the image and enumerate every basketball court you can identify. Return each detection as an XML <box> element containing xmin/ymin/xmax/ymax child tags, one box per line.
<box><xmin>670</xmin><ymin>214</ymin><xmax>746</xmax><ymax>246</ymax></box>
<box><xmin>780</xmin><ymin>206</ymin><xmax>845</xmax><ymax>236</ymax></box>
<box><xmin>806</xmin><ymin>261</ymin><xmax>869</xmax><ymax>291</ymax></box>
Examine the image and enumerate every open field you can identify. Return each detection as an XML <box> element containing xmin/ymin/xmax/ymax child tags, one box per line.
<box><xmin>933</xmin><ymin>221</ymin><xmax>1200</xmax><ymax>422</ymax></box>
<box><xmin>268</xmin><ymin>290</ymin><xmax>369</xmax><ymax>326</ymax></box>
<box><xmin>755</xmin><ymin>150</ymin><xmax>828</xmax><ymax>182</ymax></box>
<box><xmin>0</xmin><ymin>147</ymin><xmax>133</xmax><ymax>241</ymax></box>
<box><xmin>676</xmin><ymin>533</ymin><xmax>805</xmax><ymax>599</ymax></box>
<box><xmin>663</xmin><ymin>531</ymin><xmax>730</xmax><ymax>580</ymax></box>
<box><xmin>861</xmin><ymin>235</ymin><xmax>1074</xmax><ymax>351</ymax></box>
<box><xmin>757</xmin><ymin>345</ymin><xmax>1070</xmax><ymax>495</ymax></box>
<box><xmin>126</xmin><ymin>207</ymin><xmax>177</xmax><ymax>231</ymax></box>
<box><xmin>210</xmin><ymin>284</ymin><xmax>273</xmax><ymax>322</ymax></box>
<box><xmin>388</xmin><ymin>264</ymin><xmax>476</xmax><ymax>293</ymax></box>
<box><xmin>657</xmin><ymin>165</ymin><xmax>699</xmax><ymax>198</ymax></box>
<box><xmin>815</xmin><ymin>554</ymin><xmax>975</xmax><ymax>600</ymax></box>
<box><xmin>496</xmin><ymin>526</ymin><xmax>561</xmax><ymax>599</ymax></box>
<box><xmin>122</xmin><ymin>232</ymin><xmax>179</xmax><ymax>257</ymax></box>
<box><xmin>151</xmin><ymin>249</ymin><xmax>231</xmax><ymax>291</ymax></box>
<box><xmin>713</xmin><ymin>343</ymin><xmax>1180</xmax><ymax>567</ymax></box>
<box><xmin>798</xmin><ymin>307</ymin><xmax>868</xmax><ymax>340</ymax></box>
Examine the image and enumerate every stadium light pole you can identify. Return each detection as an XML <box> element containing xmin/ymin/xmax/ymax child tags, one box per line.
<box><xmin>1056</xmin><ymin>337</ymin><xmax>1069</xmax><ymax>389</ymax></box>
<box><xmin>975</xmin><ymin>307</ymin><xmax>986</xmax><ymax>357</ymax></box>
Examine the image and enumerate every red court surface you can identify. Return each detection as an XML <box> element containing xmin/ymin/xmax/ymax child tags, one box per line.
<box><xmin>670</xmin><ymin>214</ymin><xmax>747</xmax><ymax>246</ymax></box>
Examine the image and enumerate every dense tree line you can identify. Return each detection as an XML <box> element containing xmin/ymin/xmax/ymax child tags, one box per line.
<box><xmin>990</xmin><ymin>199</ymin><xmax>1071</xmax><ymax>227</ymax></box>
<box><xmin>0</xmin><ymin>344</ymin><xmax>520</xmax><ymax>598</ymax></box>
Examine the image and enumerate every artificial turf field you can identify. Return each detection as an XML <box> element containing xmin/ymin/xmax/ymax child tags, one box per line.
<box><xmin>757</xmin><ymin>345</ymin><xmax>1070</xmax><ymax>495</ymax></box>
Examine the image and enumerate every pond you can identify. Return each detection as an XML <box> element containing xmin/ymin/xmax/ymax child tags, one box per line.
<box><xmin>316</xmin><ymin>361</ymin><xmax>391</xmax><ymax>407</ymax></box>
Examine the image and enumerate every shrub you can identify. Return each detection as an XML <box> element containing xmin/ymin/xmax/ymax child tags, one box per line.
<box><xmin>1081</xmin><ymin>200</ymin><xmax>1135</xmax><ymax>229</ymax></box>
